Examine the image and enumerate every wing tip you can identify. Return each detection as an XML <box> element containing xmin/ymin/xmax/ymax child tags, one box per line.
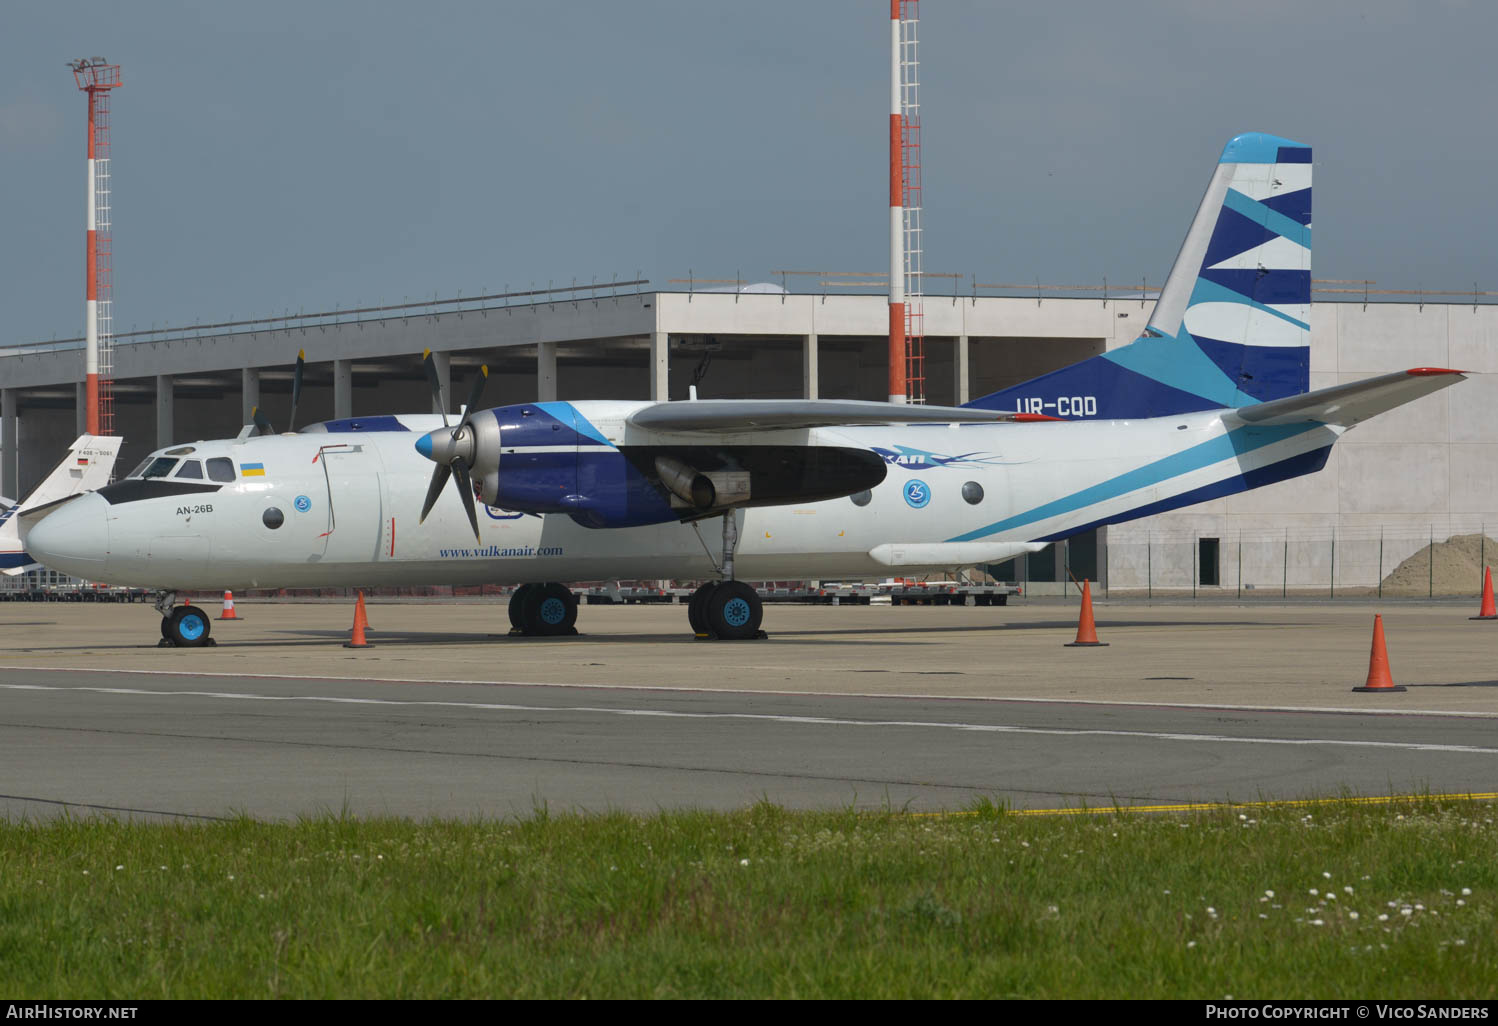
<box><xmin>1407</xmin><ymin>367</ymin><xmax>1467</xmax><ymax>377</ymax></box>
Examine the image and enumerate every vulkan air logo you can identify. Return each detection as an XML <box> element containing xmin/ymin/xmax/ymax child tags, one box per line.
<box><xmin>871</xmin><ymin>445</ymin><xmax>1017</xmax><ymax>471</ymax></box>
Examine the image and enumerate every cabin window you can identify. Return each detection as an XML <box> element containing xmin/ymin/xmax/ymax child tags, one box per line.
<box><xmin>961</xmin><ymin>481</ymin><xmax>984</xmax><ymax>505</ymax></box>
<box><xmin>850</xmin><ymin>490</ymin><xmax>872</xmax><ymax>507</ymax></box>
<box><xmin>263</xmin><ymin>507</ymin><xmax>285</xmax><ymax>529</ymax></box>
<box><xmin>175</xmin><ymin>460</ymin><xmax>204</xmax><ymax>480</ymax></box>
<box><xmin>206</xmin><ymin>458</ymin><xmax>236</xmax><ymax>482</ymax></box>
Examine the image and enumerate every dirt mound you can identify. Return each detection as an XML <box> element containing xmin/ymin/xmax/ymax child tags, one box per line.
<box><xmin>1380</xmin><ymin>533</ymin><xmax>1498</xmax><ymax>596</ymax></box>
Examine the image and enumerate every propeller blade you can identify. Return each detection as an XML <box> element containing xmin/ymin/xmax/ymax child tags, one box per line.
<box><xmin>288</xmin><ymin>349</ymin><xmax>305</xmax><ymax>432</ymax></box>
<box><xmin>419</xmin><ymin>462</ymin><xmax>451</xmax><ymax>524</ymax></box>
<box><xmin>451</xmin><ymin>457</ymin><xmax>482</xmax><ymax>543</ymax></box>
<box><xmin>458</xmin><ymin>365</ymin><xmax>489</xmax><ymax>429</ymax></box>
<box><xmin>251</xmin><ymin>405</ymin><xmax>274</xmax><ymax>436</ymax></box>
<box><xmin>422</xmin><ymin>348</ymin><xmax>450</xmax><ymax>428</ymax></box>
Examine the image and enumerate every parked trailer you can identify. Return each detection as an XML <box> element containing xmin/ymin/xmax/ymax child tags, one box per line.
<box><xmin>888</xmin><ymin>583</ymin><xmax>1020</xmax><ymax>606</ymax></box>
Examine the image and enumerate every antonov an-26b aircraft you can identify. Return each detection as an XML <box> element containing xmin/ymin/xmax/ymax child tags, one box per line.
<box><xmin>24</xmin><ymin>133</ymin><xmax>1467</xmax><ymax>646</ymax></box>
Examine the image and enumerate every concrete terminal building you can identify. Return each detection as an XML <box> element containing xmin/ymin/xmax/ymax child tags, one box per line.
<box><xmin>3</xmin><ymin>285</ymin><xmax>1495</xmax><ymax>592</ymax></box>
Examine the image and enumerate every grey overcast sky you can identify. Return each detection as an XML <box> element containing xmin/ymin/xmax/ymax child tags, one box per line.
<box><xmin>3</xmin><ymin>1</ymin><xmax>1495</xmax><ymax>345</ymax></box>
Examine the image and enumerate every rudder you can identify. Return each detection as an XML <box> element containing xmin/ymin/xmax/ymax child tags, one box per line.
<box><xmin>968</xmin><ymin>132</ymin><xmax>1311</xmax><ymax>419</ymax></box>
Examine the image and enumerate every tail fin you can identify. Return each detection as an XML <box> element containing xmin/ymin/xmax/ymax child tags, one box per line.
<box><xmin>968</xmin><ymin>132</ymin><xmax>1312</xmax><ymax>419</ymax></box>
<box><xmin>0</xmin><ymin>435</ymin><xmax>123</xmax><ymax>562</ymax></box>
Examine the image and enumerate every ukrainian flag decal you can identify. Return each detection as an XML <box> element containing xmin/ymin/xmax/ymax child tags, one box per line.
<box><xmin>241</xmin><ymin>462</ymin><xmax>266</xmax><ymax>477</ymax></box>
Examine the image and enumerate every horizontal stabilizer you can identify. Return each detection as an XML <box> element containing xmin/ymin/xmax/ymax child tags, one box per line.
<box><xmin>1230</xmin><ymin>368</ymin><xmax>1466</xmax><ymax>427</ymax></box>
<box><xmin>629</xmin><ymin>399</ymin><xmax>1027</xmax><ymax>433</ymax></box>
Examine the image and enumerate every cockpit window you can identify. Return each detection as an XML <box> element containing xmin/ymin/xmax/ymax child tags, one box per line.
<box><xmin>175</xmin><ymin>460</ymin><xmax>204</xmax><ymax>480</ymax></box>
<box><xmin>127</xmin><ymin>458</ymin><xmax>152</xmax><ymax>479</ymax></box>
<box><xmin>206</xmin><ymin>457</ymin><xmax>236</xmax><ymax>482</ymax></box>
<box><xmin>140</xmin><ymin>457</ymin><xmax>179</xmax><ymax>479</ymax></box>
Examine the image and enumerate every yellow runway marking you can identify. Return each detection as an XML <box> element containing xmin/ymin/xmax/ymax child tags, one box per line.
<box><xmin>923</xmin><ymin>792</ymin><xmax>1498</xmax><ymax>818</ymax></box>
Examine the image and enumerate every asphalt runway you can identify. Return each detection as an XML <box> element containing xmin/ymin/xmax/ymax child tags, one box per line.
<box><xmin>1</xmin><ymin>600</ymin><xmax>1495</xmax><ymax>819</ymax></box>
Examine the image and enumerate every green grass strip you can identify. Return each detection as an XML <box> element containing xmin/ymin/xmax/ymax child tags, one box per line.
<box><xmin>2</xmin><ymin>795</ymin><xmax>1495</xmax><ymax>999</ymax></box>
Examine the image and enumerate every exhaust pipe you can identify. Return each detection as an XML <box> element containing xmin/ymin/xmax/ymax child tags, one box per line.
<box><xmin>655</xmin><ymin>456</ymin><xmax>750</xmax><ymax>510</ymax></box>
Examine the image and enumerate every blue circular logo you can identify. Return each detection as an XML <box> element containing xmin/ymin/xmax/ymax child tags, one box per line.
<box><xmin>903</xmin><ymin>479</ymin><xmax>931</xmax><ymax>509</ymax></box>
<box><xmin>294</xmin><ymin>494</ymin><xmax>312</xmax><ymax>513</ymax></box>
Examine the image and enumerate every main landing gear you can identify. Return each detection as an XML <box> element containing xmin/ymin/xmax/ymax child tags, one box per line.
<box><xmin>155</xmin><ymin>591</ymin><xmax>215</xmax><ymax>648</ymax></box>
<box><xmin>689</xmin><ymin>512</ymin><xmax>766</xmax><ymax>641</ymax></box>
<box><xmin>507</xmin><ymin>582</ymin><xmax>579</xmax><ymax>637</ymax></box>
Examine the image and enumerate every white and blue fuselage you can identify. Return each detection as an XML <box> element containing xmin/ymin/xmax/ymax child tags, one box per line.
<box><xmin>25</xmin><ymin>400</ymin><xmax>1341</xmax><ymax>591</ymax></box>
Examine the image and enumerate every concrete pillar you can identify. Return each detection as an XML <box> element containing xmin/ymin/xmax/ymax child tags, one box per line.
<box><xmin>75</xmin><ymin>383</ymin><xmax>86</xmax><ymax>437</ymax></box>
<box><xmin>536</xmin><ymin>342</ymin><xmax>557</xmax><ymax>402</ymax></box>
<box><xmin>955</xmin><ymin>335</ymin><xmax>970</xmax><ymax>406</ymax></box>
<box><xmin>429</xmin><ymin>351</ymin><xmax>451</xmax><ymax>415</ymax></box>
<box><xmin>155</xmin><ymin>375</ymin><xmax>174</xmax><ymax>449</ymax></box>
<box><xmin>1</xmin><ymin>389</ymin><xmax>18</xmax><ymax>500</ymax></box>
<box><xmin>649</xmin><ymin>332</ymin><xmax>669</xmax><ymax>401</ymax></box>
<box><xmin>333</xmin><ymin>359</ymin><xmax>353</xmax><ymax>420</ymax></box>
<box><xmin>803</xmin><ymin>333</ymin><xmax>819</xmax><ymax>400</ymax></box>
<box><xmin>241</xmin><ymin>368</ymin><xmax>260</xmax><ymax>426</ymax></box>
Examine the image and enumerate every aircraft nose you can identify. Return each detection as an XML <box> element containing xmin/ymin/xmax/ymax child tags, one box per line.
<box><xmin>22</xmin><ymin>493</ymin><xmax>110</xmax><ymax>577</ymax></box>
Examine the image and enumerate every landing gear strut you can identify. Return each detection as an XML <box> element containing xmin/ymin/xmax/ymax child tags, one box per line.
<box><xmin>155</xmin><ymin>591</ymin><xmax>215</xmax><ymax>648</ymax></box>
<box><xmin>691</xmin><ymin>512</ymin><xmax>765</xmax><ymax>641</ymax></box>
<box><xmin>507</xmin><ymin>582</ymin><xmax>579</xmax><ymax>637</ymax></box>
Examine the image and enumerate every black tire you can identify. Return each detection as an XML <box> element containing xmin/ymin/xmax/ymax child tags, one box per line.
<box><xmin>687</xmin><ymin>581</ymin><xmax>719</xmax><ymax>635</ymax></box>
<box><xmin>705</xmin><ymin>581</ymin><xmax>763</xmax><ymax>641</ymax></box>
<box><xmin>508</xmin><ymin>584</ymin><xmax>536</xmax><ymax>631</ymax></box>
<box><xmin>522</xmin><ymin>582</ymin><xmax>577</xmax><ymax>637</ymax></box>
<box><xmin>165</xmin><ymin>605</ymin><xmax>212</xmax><ymax>648</ymax></box>
<box><xmin>160</xmin><ymin>615</ymin><xmax>173</xmax><ymax>641</ymax></box>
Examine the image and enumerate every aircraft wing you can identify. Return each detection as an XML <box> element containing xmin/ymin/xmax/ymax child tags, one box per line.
<box><xmin>626</xmin><ymin>399</ymin><xmax>1036</xmax><ymax>433</ymax></box>
<box><xmin>1230</xmin><ymin>368</ymin><xmax>1467</xmax><ymax>428</ymax></box>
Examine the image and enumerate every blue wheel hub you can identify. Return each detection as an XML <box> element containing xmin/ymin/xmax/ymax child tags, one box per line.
<box><xmin>723</xmin><ymin>597</ymin><xmax>752</xmax><ymax>628</ymax></box>
<box><xmin>179</xmin><ymin>613</ymin><xmax>205</xmax><ymax>641</ymax></box>
<box><xmin>540</xmin><ymin>597</ymin><xmax>566</xmax><ymax>625</ymax></box>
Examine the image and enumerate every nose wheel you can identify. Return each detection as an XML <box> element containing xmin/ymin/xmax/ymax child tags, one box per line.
<box><xmin>159</xmin><ymin>604</ymin><xmax>215</xmax><ymax>648</ymax></box>
<box><xmin>507</xmin><ymin>582</ymin><xmax>579</xmax><ymax>637</ymax></box>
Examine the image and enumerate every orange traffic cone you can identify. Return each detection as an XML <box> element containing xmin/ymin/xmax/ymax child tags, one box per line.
<box><xmin>343</xmin><ymin>591</ymin><xmax>375</xmax><ymax>649</ymax></box>
<box><xmin>1353</xmin><ymin>614</ymin><xmax>1405</xmax><ymax>692</ymax></box>
<box><xmin>1064</xmin><ymin>579</ymin><xmax>1109</xmax><ymax>647</ymax></box>
<box><xmin>216</xmin><ymin>590</ymin><xmax>241</xmax><ymax>621</ymax></box>
<box><xmin>1472</xmin><ymin>567</ymin><xmax>1497</xmax><ymax>621</ymax></box>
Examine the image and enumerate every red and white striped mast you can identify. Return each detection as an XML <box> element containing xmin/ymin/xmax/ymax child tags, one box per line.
<box><xmin>887</xmin><ymin>1</ymin><xmax>906</xmax><ymax>404</ymax></box>
<box><xmin>69</xmin><ymin>57</ymin><xmax>122</xmax><ymax>436</ymax></box>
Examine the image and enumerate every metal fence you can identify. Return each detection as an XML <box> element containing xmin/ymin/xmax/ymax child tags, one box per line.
<box><xmin>1106</xmin><ymin>525</ymin><xmax>1498</xmax><ymax>599</ymax></box>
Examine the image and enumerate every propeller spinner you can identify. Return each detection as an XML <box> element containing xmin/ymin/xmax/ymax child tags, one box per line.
<box><xmin>415</xmin><ymin>350</ymin><xmax>490</xmax><ymax>542</ymax></box>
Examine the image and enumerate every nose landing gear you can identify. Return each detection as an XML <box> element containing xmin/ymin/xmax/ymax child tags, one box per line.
<box><xmin>155</xmin><ymin>591</ymin><xmax>216</xmax><ymax>648</ymax></box>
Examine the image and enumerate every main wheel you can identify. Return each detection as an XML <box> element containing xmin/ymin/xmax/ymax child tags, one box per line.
<box><xmin>165</xmin><ymin>605</ymin><xmax>212</xmax><ymax>648</ymax></box>
<box><xmin>521</xmin><ymin>582</ymin><xmax>577</xmax><ymax>637</ymax></box>
<box><xmin>704</xmin><ymin>581</ymin><xmax>763</xmax><ymax>641</ymax></box>
<box><xmin>508</xmin><ymin>584</ymin><xmax>537</xmax><ymax>632</ymax></box>
<box><xmin>687</xmin><ymin>581</ymin><xmax>719</xmax><ymax>636</ymax></box>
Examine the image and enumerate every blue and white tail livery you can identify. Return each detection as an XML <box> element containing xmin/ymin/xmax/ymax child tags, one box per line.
<box><xmin>970</xmin><ymin>132</ymin><xmax>1313</xmax><ymax>419</ymax></box>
